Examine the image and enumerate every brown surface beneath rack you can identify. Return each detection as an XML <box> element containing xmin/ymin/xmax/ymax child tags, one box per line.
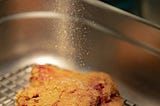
<box><xmin>0</xmin><ymin>64</ymin><xmax>136</xmax><ymax>106</ymax></box>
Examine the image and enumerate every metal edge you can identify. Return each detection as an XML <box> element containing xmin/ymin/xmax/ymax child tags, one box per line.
<box><xmin>83</xmin><ymin>0</ymin><xmax>160</xmax><ymax>30</ymax></box>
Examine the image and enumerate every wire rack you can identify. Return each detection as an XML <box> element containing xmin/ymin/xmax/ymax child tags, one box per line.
<box><xmin>0</xmin><ymin>64</ymin><xmax>136</xmax><ymax>106</ymax></box>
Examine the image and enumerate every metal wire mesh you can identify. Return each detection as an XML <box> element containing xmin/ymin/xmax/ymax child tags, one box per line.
<box><xmin>0</xmin><ymin>65</ymin><xmax>32</xmax><ymax>106</ymax></box>
<box><xmin>0</xmin><ymin>64</ymin><xmax>136</xmax><ymax>106</ymax></box>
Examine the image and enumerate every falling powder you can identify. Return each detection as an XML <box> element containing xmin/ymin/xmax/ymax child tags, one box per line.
<box><xmin>46</xmin><ymin>0</ymin><xmax>91</xmax><ymax>69</ymax></box>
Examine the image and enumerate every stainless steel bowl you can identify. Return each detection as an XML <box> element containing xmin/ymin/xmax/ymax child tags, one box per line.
<box><xmin>0</xmin><ymin>0</ymin><xmax>160</xmax><ymax>106</ymax></box>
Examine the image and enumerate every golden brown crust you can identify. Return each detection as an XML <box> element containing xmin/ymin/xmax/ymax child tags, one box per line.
<box><xmin>16</xmin><ymin>65</ymin><xmax>124</xmax><ymax>106</ymax></box>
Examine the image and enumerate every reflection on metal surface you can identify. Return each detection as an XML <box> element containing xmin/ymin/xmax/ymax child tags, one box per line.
<box><xmin>1</xmin><ymin>11</ymin><xmax>160</xmax><ymax>57</ymax></box>
<box><xmin>0</xmin><ymin>12</ymin><xmax>64</xmax><ymax>24</ymax></box>
<box><xmin>32</xmin><ymin>56</ymin><xmax>61</xmax><ymax>65</ymax></box>
<box><xmin>0</xmin><ymin>0</ymin><xmax>160</xmax><ymax>106</ymax></box>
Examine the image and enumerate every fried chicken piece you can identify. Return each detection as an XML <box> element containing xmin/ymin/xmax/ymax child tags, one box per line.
<box><xmin>16</xmin><ymin>65</ymin><xmax>124</xmax><ymax>106</ymax></box>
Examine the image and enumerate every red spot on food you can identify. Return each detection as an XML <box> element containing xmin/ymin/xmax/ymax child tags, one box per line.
<box><xmin>38</xmin><ymin>65</ymin><xmax>53</xmax><ymax>73</ymax></box>
<box><xmin>25</xmin><ymin>97</ymin><xmax>30</xmax><ymax>101</ymax></box>
<box><xmin>69</xmin><ymin>89</ymin><xmax>76</xmax><ymax>93</ymax></box>
<box><xmin>32</xmin><ymin>94</ymin><xmax>39</xmax><ymax>98</ymax></box>
<box><xmin>37</xmin><ymin>65</ymin><xmax>54</xmax><ymax>80</ymax></box>
<box><xmin>94</xmin><ymin>83</ymin><xmax>104</xmax><ymax>91</ymax></box>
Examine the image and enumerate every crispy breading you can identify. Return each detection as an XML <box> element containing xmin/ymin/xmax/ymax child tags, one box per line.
<box><xmin>16</xmin><ymin>65</ymin><xmax>124</xmax><ymax>106</ymax></box>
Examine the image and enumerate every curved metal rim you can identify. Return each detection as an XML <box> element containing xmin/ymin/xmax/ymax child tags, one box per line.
<box><xmin>0</xmin><ymin>0</ymin><xmax>160</xmax><ymax>29</ymax></box>
<box><xmin>0</xmin><ymin>11</ymin><xmax>160</xmax><ymax>57</ymax></box>
<box><xmin>84</xmin><ymin>0</ymin><xmax>160</xmax><ymax>30</ymax></box>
